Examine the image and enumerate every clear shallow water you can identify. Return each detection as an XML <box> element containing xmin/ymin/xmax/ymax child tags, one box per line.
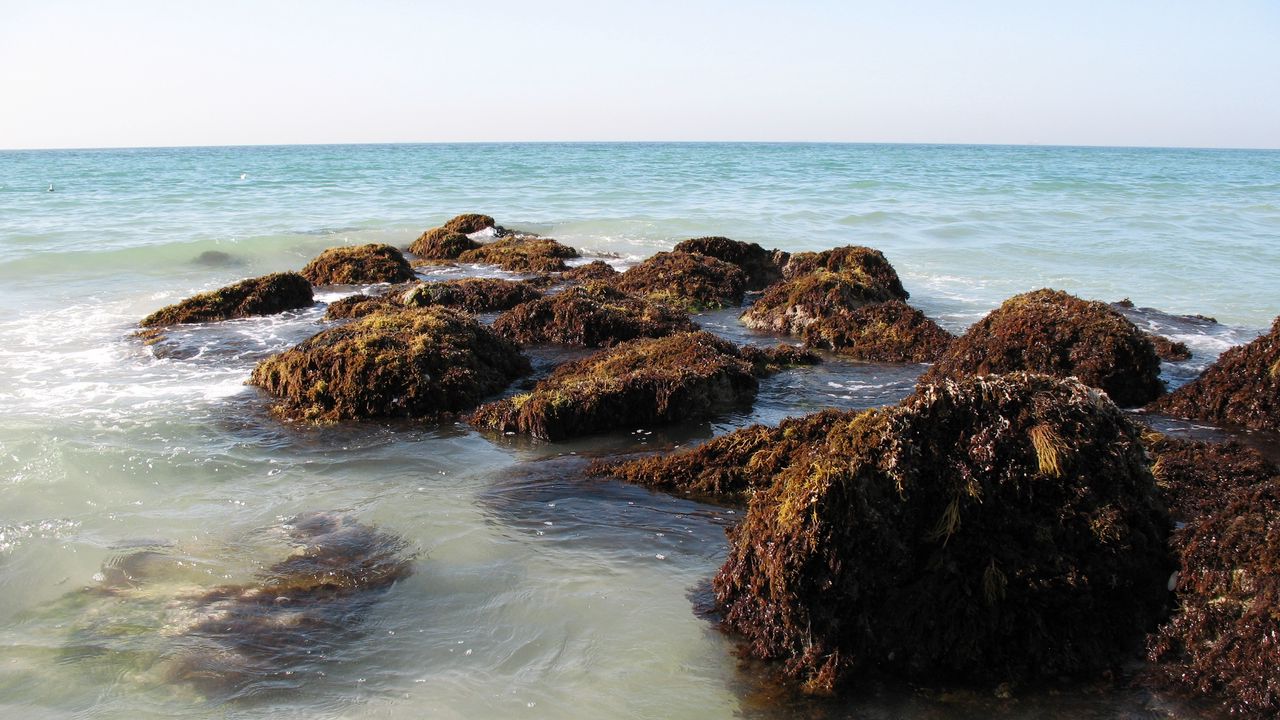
<box><xmin>0</xmin><ymin>143</ymin><xmax>1276</xmax><ymax>719</ymax></box>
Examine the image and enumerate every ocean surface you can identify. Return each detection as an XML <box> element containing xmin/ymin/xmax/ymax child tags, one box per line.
<box><xmin>0</xmin><ymin>142</ymin><xmax>1276</xmax><ymax>719</ymax></box>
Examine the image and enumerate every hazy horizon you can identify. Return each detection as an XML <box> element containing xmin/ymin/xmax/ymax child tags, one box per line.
<box><xmin>3</xmin><ymin>1</ymin><xmax>1278</xmax><ymax>151</ymax></box>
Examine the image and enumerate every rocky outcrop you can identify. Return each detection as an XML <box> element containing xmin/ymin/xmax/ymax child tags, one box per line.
<box><xmin>442</xmin><ymin>213</ymin><xmax>495</xmax><ymax>235</ymax></box>
<box><xmin>490</xmin><ymin>282</ymin><xmax>695</xmax><ymax>347</ymax></box>
<box><xmin>139</xmin><ymin>272</ymin><xmax>314</xmax><ymax>328</ymax></box>
<box><xmin>782</xmin><ymin>245</ymin><xmax>910</xmax><ymax>299</ymax></box>
<box><xmin>408</xmin><ymin>227</ymin><xmax>480</xmax><ymax>260</ymax></box>
<box><xmin>613</xmin><ymin>251</ymin><xmax>747</xmax><ymax>310</ymax></box>
<box><xmin>250</xmin><ymin>306</ymin><xmax>529</xmax><ymax>422</ymax></box>
<box><xmin>1146</xmin><ymin>434</ymin><xmax>1277</xmax><ymax>523</ymax></box>
<box><xmin>802</xmin><ymin>300</ymin><xmax>953</xmax><ymax>362</ymax></box>
<box><xmin>457</xmin><ymin>237</ymin><xmax>581</xmax><ymax>273</ymax></box>
<box><xmin>673</xmin><ymin>236</ymin><xmax>787</xmax><ymax>291</ymax></box>
<box><xmin>300</xmin><ymin>244</ymin><xmax>417</xmax><ymax>286</ymax></box>
<box><xmin>560</xmin><ymin>260</ymin><xmax>619</xmax><ymax>283</ymax></box>
<box><xmin>920</xmin><ymin>289</ymin><xmax>1165</xmax><ymax>407</ymax></box>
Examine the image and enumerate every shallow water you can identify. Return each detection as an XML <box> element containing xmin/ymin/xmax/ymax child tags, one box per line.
<box><xmin>0</xmin><ymin>143</ymin><xmax>1276</xmax><ymax>718</ymax></box>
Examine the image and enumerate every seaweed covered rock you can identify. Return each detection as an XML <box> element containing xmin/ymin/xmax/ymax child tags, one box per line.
<box><xmin>740</xmin><ymin>270</ymin><xmax>905</xmax><ymax>335</ymax></box>
<box><xmin>1150</xmin><ymin>335</ymin><xmax>1192</xmax><ymax>362</ymax></box>
<box><xmin>442</xmin><ymin>213</ymin><xmax>495</xmax><ymax>235</ymax></box>
<box><xmin>139</xmin><ymin>272</ymin><xmax>314</xmax><ymax>327</ymax></box>
<box><xmin>491</xmin><ymin>282</ymin><xmax>696</xmax><ymax>347</ymax></box>
<box><xmin>1147</xmin><ymin>317</ymin><xmax>1280</xmax><ymax>430</ymax></box>
<box><xmin>402</xmin><ymin>277</ymin><xmax>542</xmax><ymax>313</ymax></box>
<box><xmin>250</xmin><ymin>306</ymin><xmax>529</xmax><ymax>422</ymax></box>
<box><xmin>1148</xmin><ymin>477</ymin><xmax>1280</xmax><ymax>716</ymax></box>
<box><xmin>737</xmin><ymin>343</ymin><xmax>822</xmax><ymax>375</ymax></box>
<box><xmin>590</xmin><ymin>409</ymin><xmax>849</xmax><ymax>503</ymax></box>
<box><xmin>457</xmin><ymin>236</ymin><xmax>580</xmax><ymax>272</ymax></box>
<box><xmin>408</xmin><ymin>227</ymin><xmax>480</xmax><ymax>259</ymax></box>
<box><xmin>920</xmin><ymin>289</ymin><xmax>1165</xmax><ymax>407</ymax></box>
<box><xmin>1146</xmin><ymin>434</ymin><xmax>1277</xmax><ymax>523</ymax></box>
<box><xmin>715</xmin><ymin>373</ymin><xmax>1172</xmax><ymax>693</ymax></box>
<box><xmin>802</xmin><ymin>300</ymin><xmax>953</xmax><ymax>362</ymax></box>
<box><xmin>673</xmin><ymin>236</ymin><xmax>787</xmax><ymax>291</ymax></box>
<box><xmin>300</xmin><ymin>243</ymin><xmax>417</xmax><ymax>285</ymax></box>
<box><xmin>783</xmin><ymin>245</ymin><xmax>910</xmax><ymax>300</ymax></box>
<box><xmin>560</xmin><ymin>260</ymin><xmax>618</xmax><ymax>283</ymax></box>
<box><xmin>468</xmin><ymin>331</ymin><xmax>773</xmax><ymax>441</ymax></box>
<box><xmin>613</xmin><ymin>251</ymin><xmax>747</xmax><ymax>310</ymax></box>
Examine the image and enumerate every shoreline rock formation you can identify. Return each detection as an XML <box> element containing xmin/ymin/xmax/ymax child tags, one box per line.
<box><xmin>139</xmin><ymin>272</ymin><xmax>314</xmax><ymax>328</ymax></box>
<box><xmin>300</xmin><ymin>243</ymin><xmax>417</xmax><ymax>285</ymax></box>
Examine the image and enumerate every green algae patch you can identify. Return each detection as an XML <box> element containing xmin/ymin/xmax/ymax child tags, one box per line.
<box><xmin>1147</xmin><ymin>316</ymin><xmax>1280</xmax><ymax>431</ymax></box>
<box><xmin>139</xmin><ymin>272</ymin><xmax>314</xmax><ymax>328</ymax></box>
<box><xmin>250</xmin><ymin>306</ymin><xmax>529</xmax><ymax>422</ymax></box>
<box><xmin>802</xmin><ymin>300</ymin><xmax>954</xmax><ymax>362</ymax></box>
<box><xmin>673</xmin><ymin>236</ymin><xmax>788</xmax><ymax>291</ymax></box>
<box><xmin>613</xmin><ymin>251</ymin><xmax>748</xmax><ymax>310</ymax></box>
<box><xmin>300</xmin><ymin>243</ymin><xmax>417</xmax><ymax>286</ymax></box>
<box><xmin>409</xmin><ymin>227</ymin><xmax>480</xmax><ymax>259</ymax></box>
<box><xmin>456</xmin><ymin>236</ymin><xmax>580</xmax><ymax>273</ymax></box>
<box><xmin>491</xmin><ymin>282</ymin><xmax>696</xmax><ymax>347</ymax></box>
<box><xmin>467</xmin><ymin>331</ymin><xmax>786</xmax><ymax>441</ymax></box>
<box><xmin>920</xmin><ymin>289</ymin><xmax>1164</xmax><ymax>407</ymax></box>
<box><xmin>441</xmin><ymin>212</ymin><xmax>495</xmax><ymax>234</ymax></box>
<box><xmin>711</xmin><ymin>373</ymin><xmax>1171</xmax><ymax>694</ymax></box>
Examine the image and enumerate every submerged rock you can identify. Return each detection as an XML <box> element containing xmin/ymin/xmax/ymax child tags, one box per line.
<box><xmin>250</xmin><ymin>306</ymin><xmax>529</xmax><ymax>422</ymax></box>
<box><xmin>467</xmin><ymin>331</ymin><xmax>805</xmax><ymax>441</ymax></box>
<box><xmin>1145</xmin><ymin>434</ymin><xmax>1277</xmax><ymax>523</ymax></box>
<box><xmin>139</xmin><ymin>272</ymin><xmax>314</xmax><ymax>328</ymax></box>
<box><xmin>1148</xmin><ymin>477</ymin><xmax>1280</xmax><ymax>716</ymax></box>
<box><xmin>673</xmin><ymin>236</ymin><xmax>787</xmax><ymax>291</ymax></box>
<box><xmin>408</xmin><ymin>227</ymin><xmax>480</xmax><ymax>259</ymax></box>
<box><xmin>441</xmin><ymin>212</ymin><xmax>495</xmax><ymax>235</ymax></box>
<box><xmin>1147</xmin><ymin>317</ymin><xmax>1280</xmax><ymax>431</ymax></box>
<box><xmin>300</xmin><ymin>243</ymin><xmax>417</xmax><ymax>286</ymax></box>
<box><xmin>713</xmin><ymin>373</ymin><xmax>1171</xmax><ymax>693</ymax></box>
<box><xmin>802</xmin><ymin>300</ymin><xmax>954</xmax><ymax>362</ymax></box>
<box><xmin>613</xmin><ymin>251</ymin><xmax>748</xmax><ymax>310</ymax></box>
<box><xmin>457</xmin><ymin>236</ymin><xmax>580</xmax><ymax>272</ymax></box>
<box><xmin>490</xmin><ymin>282</ymin><xmax>696</xmax><ymax>347</ymax></box>
<box><xmin>920</xmin><ymin>289</ymin><xmax>1165</xmax><ymax>407</ymax></box>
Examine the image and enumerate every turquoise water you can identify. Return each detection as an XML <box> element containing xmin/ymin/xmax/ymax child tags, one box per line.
<box><xmin>0</xmin><ymin>143</ymin><xmax>1276</xmax><ymax>719</ymax></box>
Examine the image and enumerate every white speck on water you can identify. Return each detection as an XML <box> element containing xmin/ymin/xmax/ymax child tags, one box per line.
<box><xmin>655</xmin><ymin>554</ymin><xmax>666</xmax><ymax>560</ymax></box>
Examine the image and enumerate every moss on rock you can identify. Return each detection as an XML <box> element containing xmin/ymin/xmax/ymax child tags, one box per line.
<box><xmin>1147</xmin><ymin>317</ymin><xmax>1280</xmax><ymax>431</ymax></box>
<box><xmin>441</xmin><ymin>213</ymin><xmax>495</xmax><ymax>235</ymax></box>
<box><xmin>408</xmin><ymin>227</ymin><xmax>480</xmax><ymax>259</ymax></box>
<box><xmin>250</xmin><ymin>306</ymin><xmax>529</xmax><ymax>422</ymax></box>
<box><xmin>457</xmin><ymin>237</ymin><xmax>580</xmax><ymax>272</ymax></box>
<box><xmin>920</xmin><ymin>289</ymin><xmax>1164</xmax><ymax>407</ymax></box>
<box><xmin>614</xmin><ymin>251</ymin><xmax>748</xmax><ymax>310</ymax></box>
<box><xmin>491</xmin><ymin>282</ymin><xmax>696</xmax><ymax>347</ymax></box>
<box><xmin>139</xmin><ymin>272</ymin><xmax>314</xmax><ymax>328</ymax></box>
<box><xmin>300</xmin><ymin>244</ymin><xmax>417</xmax><ymax>286</ymax></box>
<box><xmin>714</xmin><ymin>373</ymin><xmax>1171</xmax><ymax>693</ymax></box>
<box><xmin>802</xmin><ymin>300</ymin><xmax>954</xmax><ymax>362</ymax></box>
<box><xmin>467</xmin><ymin>331</ymin><xmax>772</xmax><ymax>441</ymax></box>
<box><xmin>673</xmin><ymin>236</ymin><xmax>787</xmax><ymax>291</ymax></box>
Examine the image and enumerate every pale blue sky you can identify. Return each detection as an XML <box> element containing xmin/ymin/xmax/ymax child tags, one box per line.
<box><xmin>2</xmin><ymin>0</ymin><xmax>1277</xmax><ymax>149</ymax></box>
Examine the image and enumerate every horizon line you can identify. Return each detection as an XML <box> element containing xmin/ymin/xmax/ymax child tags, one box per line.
<box><xmin>3</xmin><ymin>139</ymin><xmax>1279</xmax><ymax>153</ymax></box>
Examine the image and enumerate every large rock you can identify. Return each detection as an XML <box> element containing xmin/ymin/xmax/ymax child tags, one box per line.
<box><xmin>1148</xmin><ymin>476</ymin><xmax>1280</xmax><ymax>716</ymax></box>
<box><xmin>673</xmin><ymin>236</ymin><xmax>787</xmax><ymax>291</ymax></box>
<box><xmin>300</xmin><ymin>244</ymin><xmax>417</xmax><ymax>285</ymax></box>
<box><xmin>783</xmin><ymin>245</ymin><xmax>910</xmax><ymax>298</ymax></box>
<box><xmin>1147</xmin><ymin>317</ymin><xmax>1280</xmax><ymax>431</ymax></box>
<box><xmin>466</xmin><ymin>331</ymin><xmax>809</xmax><ymax>441</ymax></box>
<box><xmin>491</xmin><ymin>282</ymin><xmax>696</xmax><ymax>347</ymax></box>
<box><xmin>408</xmin><ymin>227</ymin><xmax>480</xmax><ymax>259</ymax></box>
<box><xmin>250</xmin><ymin>306</ymin><xmax>529</xmax><ymax>422</ymax></box>
<box><xmin>560</xmin><ymin>260</ymin><xmax>619</xmax><ymax>283</ymax></box>
<box><xmin>324</xmin><ymin>278</ymin><xmax>543</xmax><ymax>320</ymax></box>
<box><xmin>457</xmin><ymin>237</ymin><xmax>580</xmax><ymax>272</ymax></box>
<box><xmin>802</xmin><ymin>300</ymin><xmax>953</xmax><ymax>362</ymax></box>
<box><xmin>139</xmin><ymin>272</ymin><xmax>314</xmax><ymax>327</ymax></box>
<box><xmin>713</xmin><ymin>373</ymin><xmax>1171</xmax><ymax>693</ymax></box>
<box><xmin>740</xmin><ymin>270</ymin><xmax>905</xmax><ymax>335</ymax></box>
<box><xmin>920</xmin><ymin>289</ymin><xmax>1164</xmax><ymax>407</ymax></box>
<box><xmin>442</xmin><ymin>213</ymin><xmax>495</xmax><ymax>234</ymax></box>
<box><xmin>613</xmin><ymin>251</ymin><xmax>747</xmax><ymax>310</ymax></box>
<box><xmin>1146</xmin><ymin>434</ymin><xmax>1278</xmax><ymax>522</ymax></box>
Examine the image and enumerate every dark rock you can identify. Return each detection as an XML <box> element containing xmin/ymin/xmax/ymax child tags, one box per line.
<box><xmin>1146</xmin><ymin>434</ymin><xmax>1278</xmax><ymax>523</ymax></box>
<box><xmin>408</xmin><ymin>227</ymin><xmax>480</xmax><ymax>259</ymax></box>
<box><xmin>920</xmin><ymin>289</ymin><xmax>1165</xmax><ymax>407</ymax></box>
<box><xmin>1150</xmin><ymin>334</ymin><xmax>1192</xmax><ymax>362</ymax></box>
<box><xmin>1147</xmin><ymin>317</ymin><xmax>1280</xmax><ymax>431</ymax></box>
<box><xmin>300</xmin><ymin>244</ymin><xmax>417</xmax><ymax>286</ymax></box>
<box><xmin>802</xmin><ymin>300</ymin><xmax>954</xmax><ymax>362</ymax></box>
<box><xmin>673</xmin><ymin>236</ymin><xmax>787</xmax><ymax>291</ymax></box>
<box><xmin>442</xmin><ymin>213</ymin><xmax>495</xmax><ymax>235</ymax></box>
<box><xmin>614</xmin><ymin>251</ymin><xmax>748</xmax><ymax>310</ymax></box>
<box><xmin>402</xmin><ymin>277</ymin><xmax>542</xmax><ymax>313</ymax></box>
<box><xmin>139</xmin><ymin>272</ymin><xmax>314</xmax><ymax>328</ymax></box>
<box><xmin>467</xmin><ymin>331</ymin><xmax>767</xmax><ymax>441</ymax></box>
<box><xmin>740</xmin><ymin>270</ymin><xmax>903</xmax><ymax>335</ymax></box>
<box><xmin>491</xmin><ymin>282</ymin><xmax>696</xmax><ymax>347</ymax></box>
<box><xmin>736</xmin><ymin>343</ymin><xmax>822</xmax><ymax>375</ymax></box>
<box><xmin>715</xmin><ymin>373</ymin><xmax>1172</xmax><ymax>693</ymax></box>
<box><xmin>457</xmin><ymin>237</ymin><xmax>580</xmax><ymax>273</ymax></box>
<box><xmin>560</xmin><ymin>260</ymin><xmax>619</xmax><ymax>283</ymax></box>
<box><xmin>250</xmin><ymin>306</ymin><xmax>529</xmax><ymax>422</ymax></box>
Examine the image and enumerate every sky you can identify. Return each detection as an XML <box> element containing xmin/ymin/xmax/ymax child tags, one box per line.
<box><xmin>1</xmin><ymin>0</ymin><xmax>1278</xmax><ymax>150</ymax></box>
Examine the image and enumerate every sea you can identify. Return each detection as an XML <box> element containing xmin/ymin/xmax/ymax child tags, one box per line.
<box><xmin>0</xmin><ymin>142</ymin><xmax>1276</xmax><ymax>719</ymax></box>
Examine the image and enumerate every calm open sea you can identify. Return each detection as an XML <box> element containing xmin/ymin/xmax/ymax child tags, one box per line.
<box><xmin>0</xmin><ymin>143</ymin><xmax>1276</xmax><ymax>719</ymax></box>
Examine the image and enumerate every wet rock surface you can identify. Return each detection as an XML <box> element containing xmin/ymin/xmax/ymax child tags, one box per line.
<box><xmin>711</xmin><ymin>373</ymin><xmax>1172</xmax><ymax>693</ymax></box>
<box><xmin>673</xmin><ymin>236</ymin><xmax>787</xmax><ymax>291</ymax></box>
<box><xmin>300</xmin><ymin>244</ymin><xmax>418</xmax><ymax>286</ymax></box>
<box><xmin>1147</xmin><ymin>316</ymin><xmax>1280</xmax><ymax>431</ymax></box>
<box><xmin>920</xmin><ymin>289</ymin><xmax>1165</xmax><ymax>407</ymax></box>
<box><xmin>402</xmin><ymin>277</ymin><xmax>543</xmax><ymax>313</ymax></box>
<box><xmin>802</xmin><ymin>300</ymin><xmax>954</xmax><ymax>362</ymax></box>
<box><xmin>559</xmin><ymin>260</ymin><xmax>619</xmax><ymax>283</ymax></box>
<box><xmin>613</xmin><ymin>251</ymin><xmax>748</xmax><ymax>310</ymax></box>
<box><xmin>408</xmin><ymin>227</ymin><xmax>480</xmax><ymax>259</ymax></box>
<box><xmin>441</xmin><ymin>213</ymin><xmax>495</xmax><ymax>235</ymax></box>
<box><xmin>491</xmin><ymin>282</ymin><xmax>697</xmax><ymax>347</ymax></box>
<box><xmin>139</xmin><ymin>272</ymin><xmax>315</xmax><ymax>328</ymax></box>
<box><xmin>250</xmin><ymin>306</ymin><xmax>529</xmax><ymax>422</ymax></box>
